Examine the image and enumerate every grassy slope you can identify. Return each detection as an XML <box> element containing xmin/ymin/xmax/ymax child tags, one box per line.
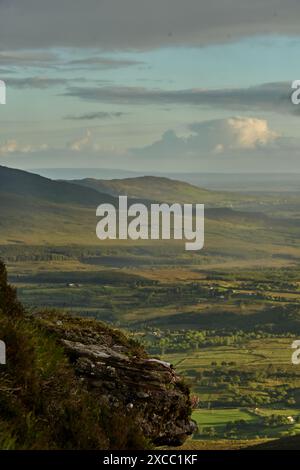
<box><xmin>0</xmin><ymin>165</ymin><xmax>116</xmax><ymax>206</ymax></box>
<box><xmin>0</xmin><ymin>261</ymin><xmax>148</xmax><ymax>450</ymax></box>
<box><xmin>70</xmin><ymin>175</ymin><xmax>245</xmax><ymax>206</ymax></box>
<box><xmin>70</xmin><ymin>175</ymin><xmax>300</xmax><ymax>213</ymax></box>
<box><xmin>2</xmin><ymin>191</ymin><xmax>299</xmax><ymax>265</ymax></box>
<box><xmin>0</xmin><ymin>165</ymin><xmax>115</xmax><ymax>244</ymax></box>
<box><xmin>247</xmin><ymin>434</ymin><xmax>300</xmax><ymax>449</ymax></box>
<box><xmin>1</xmin><ymin>166</ymin><xmax>300</xmax><ymax>265</ymax></box>
<box><xmin>0</xmin><ymin>191</ymin><xmax>97</xmax><ymax>244</ymax></box>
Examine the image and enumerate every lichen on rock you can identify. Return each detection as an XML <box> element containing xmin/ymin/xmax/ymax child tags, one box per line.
<box><xmin>36</xmin><ymin>311</ymin><xmax>197</xmax><ymax>446</ymax></box>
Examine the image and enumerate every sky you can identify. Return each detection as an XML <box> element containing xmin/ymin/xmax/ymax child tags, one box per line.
<box><xmin>0</xmin><ymin>0</ymin><xmax>300</xmax><ymax>173</ymax></box>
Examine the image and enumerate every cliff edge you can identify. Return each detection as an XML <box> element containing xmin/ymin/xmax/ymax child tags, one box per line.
<box><xmin>0</xmin><ymin>261</ymin><xmax>196</xmax><ymax>449</ymax></box>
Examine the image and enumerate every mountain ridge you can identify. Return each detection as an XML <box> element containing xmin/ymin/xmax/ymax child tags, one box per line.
<box><xmin>0</xmin><ymin>165</ymin><xmax>116</xmax><ymax>207</ymax></box>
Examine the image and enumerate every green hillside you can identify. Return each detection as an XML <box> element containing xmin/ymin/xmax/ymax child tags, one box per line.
<box><xmin>70</xmin><ymin>175</ymin><xmax>237</xmax><ymax>206</ymax></box>
<box><xmin>0</xmin><ymin>166</ymin><xmax>117</xmax><ymax>244</ymax></box>
<box><xmin>0</xmin><ymin>166</ymin><xmax>300</xmax><ymax>264</ymax></box>
<box><xmin>0</xmin><ymin>165</ymin><xmax>116</xmax><ymax>207</ymax></box>
<box><xmin>70</xmin><ymin>175</ymin><xmax>300</xmax><ymax>217</ymax></box>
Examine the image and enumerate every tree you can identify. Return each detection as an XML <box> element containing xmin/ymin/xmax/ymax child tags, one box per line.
<box><xmin>205</xmin><ymin>426</ymin><xmax>216</xmax><ymax>438</ymax></box>
<box><xmin>159</xmin><ymin>338</ymin><xmax>170</xmax><ymax>355</ymax></box>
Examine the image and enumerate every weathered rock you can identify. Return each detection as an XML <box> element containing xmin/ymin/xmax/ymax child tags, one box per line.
<box><xmin>37</xmin><ymin>313</ymin><xmax>197</xmax><ymax>446</ymax></box>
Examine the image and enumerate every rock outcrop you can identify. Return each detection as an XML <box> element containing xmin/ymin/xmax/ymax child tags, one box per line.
<box><xmin>36</xmin><ymin>312</ymin><xmax>197</xmax><ymax>446</ymax></box>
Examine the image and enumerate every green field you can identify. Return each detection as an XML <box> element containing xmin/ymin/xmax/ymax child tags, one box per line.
<box><xmin>193</xmin><ymin>408</ymin><xmax>255</xmax><ymax>427</ymax></box>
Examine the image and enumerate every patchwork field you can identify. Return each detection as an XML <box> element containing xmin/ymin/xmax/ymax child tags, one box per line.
<box><xmin>2</xmin><ymin>245</ymin><xmax>299</xmax><ymax>446</ymax></box>
<box><xmin>1</xmin><ymin>168</ymin><xmax>300</xmax><ymax>449</ymax></box>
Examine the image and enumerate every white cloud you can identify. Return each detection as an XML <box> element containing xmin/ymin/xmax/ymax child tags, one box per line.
<box><xmin>190</xmin><ymin>117</ymin><xmax>280</xmax><ymax>153</ymax></box>
<box><xmin>0</xmin><ymin>117</ymin><xmax>296</xmax><ymax>173</ymax></box>
<box><xmin>0</xmin><ymin>139</ymin><xmax>48</xmax><ymax>156</ymax></box>
<box><xmin>133</xmin><ymin>117</ymin><xmax>280</xmax><ymax>160</ymax></box>
<box><xmin>69</xmin><ymin>129</ymin><xmax>92</xmax><ymax>151</ymax></box>
<box><xmin>225</xmin><ymin>117</ymin><xmax>279</xmax><ymax>149</ymax></box>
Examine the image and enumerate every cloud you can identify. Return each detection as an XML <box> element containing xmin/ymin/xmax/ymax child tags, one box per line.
<box><xmin>66</xmin><ymin>57</ymin><xmax>143</xmax><ymax>69</ymax></box>
<box><xmin>190</xmin><ymin>117</ymin><xmax>279</xmax><ymax>152</ymax></box>
<box><xmin>68</xmin><ymin>129</ymin><xmax>126</xmax><ymax>154</ymax></box>
<box><xmin>0</xmin><ymin>139</ymin><xmax>48</xmax><ymax>156</ymax></box>
<box><xmin>0</xmin><ymin>50</ymin><xmax>144</xmax><ymax>72</ymax></box>
<box><xmin>128</xmin><ymin>116</ymin><xmax>300</xmax><ymax>172</ymax></box>
<box><xmin>64</xmin><ymin>82</ymin><xmax>297</xmax><ymax>116</ymax></box>
<box><xmin>69</xmin><ymin>129</ymin><xmax>92</xmax><ymax>151</ymax></box>
<box><xmin>0</xmin><ymin>68</ymin><xmax>16</xmax><ymax>74</ymax></box>
<box><xmin>64</xmin><ymin>111</ymin><xmax>126</xmax><ymax>120</ymax></box>
<box><xmin>132</xmin><ymin>117</ymin><xmax>280</xmax><ymax>159</ymax></box>
<box><xmin>4</xmin><ymin>76</ymin><xmax>73</xmax><ymax>89</ymax></box>
<box><xmin>1</xmin><ymin>1</ymin><xmax>300</xmax><ymax>50</ymax></box>
<box><xmin>0</xmin><ymin>50</ymin><xmax>59</xmax><ymax>66</ymax></box>
<box><xmin>0</xmin><ymin>117</ymin><xmax>299</xmax><ymax>173</ymax></box>
<box><xmin>3</xmin><ymin>76</ymin><xmax>108</xmax><ymax>89</ymax></box>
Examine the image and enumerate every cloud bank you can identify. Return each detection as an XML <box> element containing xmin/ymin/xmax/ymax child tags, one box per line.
<box><xmin>1</xmin><ymin>116</ymin><xmax>299</xmax><ymax>173</ymax></box>
<box><xmin>64</xmin><ymin>111</ymin><xmax>126</xmax><ymax>121</ymax></box>
<box><xmin>1</xmin><ymin>1</ymin><xmax>300</xmax><ymax>50</ymax></box>
<box><xmin>133</xmin><ymin>117</ymin><xmax>280</xmax><ymax>159</ymax></box>
<box><xmin>64</xmin><ymin>82</ymin><xmax>295</xmax><ymax>116</ymax></box>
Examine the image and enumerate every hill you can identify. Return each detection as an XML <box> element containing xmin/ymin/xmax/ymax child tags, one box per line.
<box><xmin>0</xmin><ymin>166</ymin><xmax>299</xmax><ymax>266</ymax></box>
<box><xmin>0</xmin><ymin>165</ymin><xmax>116</xmax><ymax>207</ymax></box>
<box><xmin>70</xmin><ymin>175</ymin><xmax>300</xmax><ymax>217</ymax></box>
<box><xmin>69</xmin><ymin>175</ymin><xmax>235</xmax><ymax>206</ymax></box>
<box><xmin>247</xmin><ymin>434</ymin><xmax>300</xmax><ymax>450</ymax></box>
<box><xmin>0</xmin><ymin>166</ymin><xmax>119</xmax><ymax>244</ymax></box>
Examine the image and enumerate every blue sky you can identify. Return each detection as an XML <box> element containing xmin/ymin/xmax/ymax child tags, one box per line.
<box><xmin>0</xmin><ymin>1</ymin><xmax>300</xmax><ymax>173</ymax></box>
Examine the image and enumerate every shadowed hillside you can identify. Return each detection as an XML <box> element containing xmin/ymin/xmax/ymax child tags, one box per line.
<box><xmin>0</xmin><ymin>165</ymin><xmax>116</xmax><ymax>207</ymax></box>
<box><xmin>247</xmin><ymin>434</ymin><xmax>300</xmax><ymax>450</ymax></box>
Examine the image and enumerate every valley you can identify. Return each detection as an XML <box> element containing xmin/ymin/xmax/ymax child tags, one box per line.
<box><xmin>0</xmin><ymin>165</ymin><xmax>300</xmax><ymax>448</ymax></box>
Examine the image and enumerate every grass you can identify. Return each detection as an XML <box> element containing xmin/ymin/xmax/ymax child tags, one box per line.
<box><xmin>0</xmin><ymin>261</ymin><xmax>149</xmax><ymax>450</ymax></box>
<box><xmin>172</xmin><ymin>437</ymin><xmax>272</xmax><ymax>450</ymax></box>
<box><xmin>161</xmin><ymin>335</ymin><xmax>300</xmax><ymax>444</ymax></box>
<box><xmin>192</xmin><ymin>408</ymin><xmax>256</xmax><ymax>428</ymax></box>
<box><xmin>190</xmin><ymin>407</ymin><xmax>300</xmax><ymax>442</ymax></box>
<box><xmin>164</xmin><ymin>339</ymin><xmax>293</xmax><ymax>370</ymax></box>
